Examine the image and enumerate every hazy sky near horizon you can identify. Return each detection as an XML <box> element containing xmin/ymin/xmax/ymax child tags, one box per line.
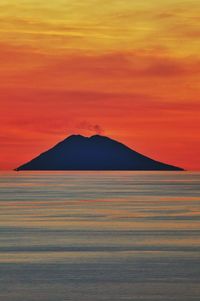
<box><xmin>0</xmin><ymin>0</ymin><xmax>200</xmax><ymax>170</ymax></box>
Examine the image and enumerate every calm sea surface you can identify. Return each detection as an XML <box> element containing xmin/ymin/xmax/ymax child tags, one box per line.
<box><xmin>0</xmin><ymin>171</ymin><xmax>199</xmax><ymax>301</ymax></box>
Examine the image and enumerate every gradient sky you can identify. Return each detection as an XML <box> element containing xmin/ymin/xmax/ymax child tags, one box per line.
<box><xmin>0</xmin><ymin>0</ymin><xmax>200</xmax><ymax>170</ymax></box>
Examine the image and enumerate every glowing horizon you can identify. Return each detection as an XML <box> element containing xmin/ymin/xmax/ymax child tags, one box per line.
<box><xmin>0</xmin><ymin>0</ymin><xmax>200</xmax><ymax>170</ymax></box>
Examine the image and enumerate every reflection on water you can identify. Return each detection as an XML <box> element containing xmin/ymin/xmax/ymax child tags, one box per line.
<box><xmin>0</xmin><ymin>171</ymin><xmax>200</xmax><ymax>301</ymax></box>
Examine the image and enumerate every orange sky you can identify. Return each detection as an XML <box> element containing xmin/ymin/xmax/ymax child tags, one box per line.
<box><xmin>0</xmin><ymin>0</ymin><xmax>200</xmax><ymax>170</ymax></box>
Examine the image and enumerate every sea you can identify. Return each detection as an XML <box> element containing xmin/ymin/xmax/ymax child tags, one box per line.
<box><xmin>0</xmin><ymin>171</ymin><xmax>199</xmax><ymax>301</ymax></box>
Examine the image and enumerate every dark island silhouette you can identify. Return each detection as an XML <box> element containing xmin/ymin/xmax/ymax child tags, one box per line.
<box><xmin>15</xmin><ymin>134</ymin><xmax>183</xmax><ymax>171</ymax></box>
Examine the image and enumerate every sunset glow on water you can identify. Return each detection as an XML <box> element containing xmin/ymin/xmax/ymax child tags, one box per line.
<box><xmin>0</xmin><ymin>171</ymin><xmax>199</xmax><ymax>300</ymax></box>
